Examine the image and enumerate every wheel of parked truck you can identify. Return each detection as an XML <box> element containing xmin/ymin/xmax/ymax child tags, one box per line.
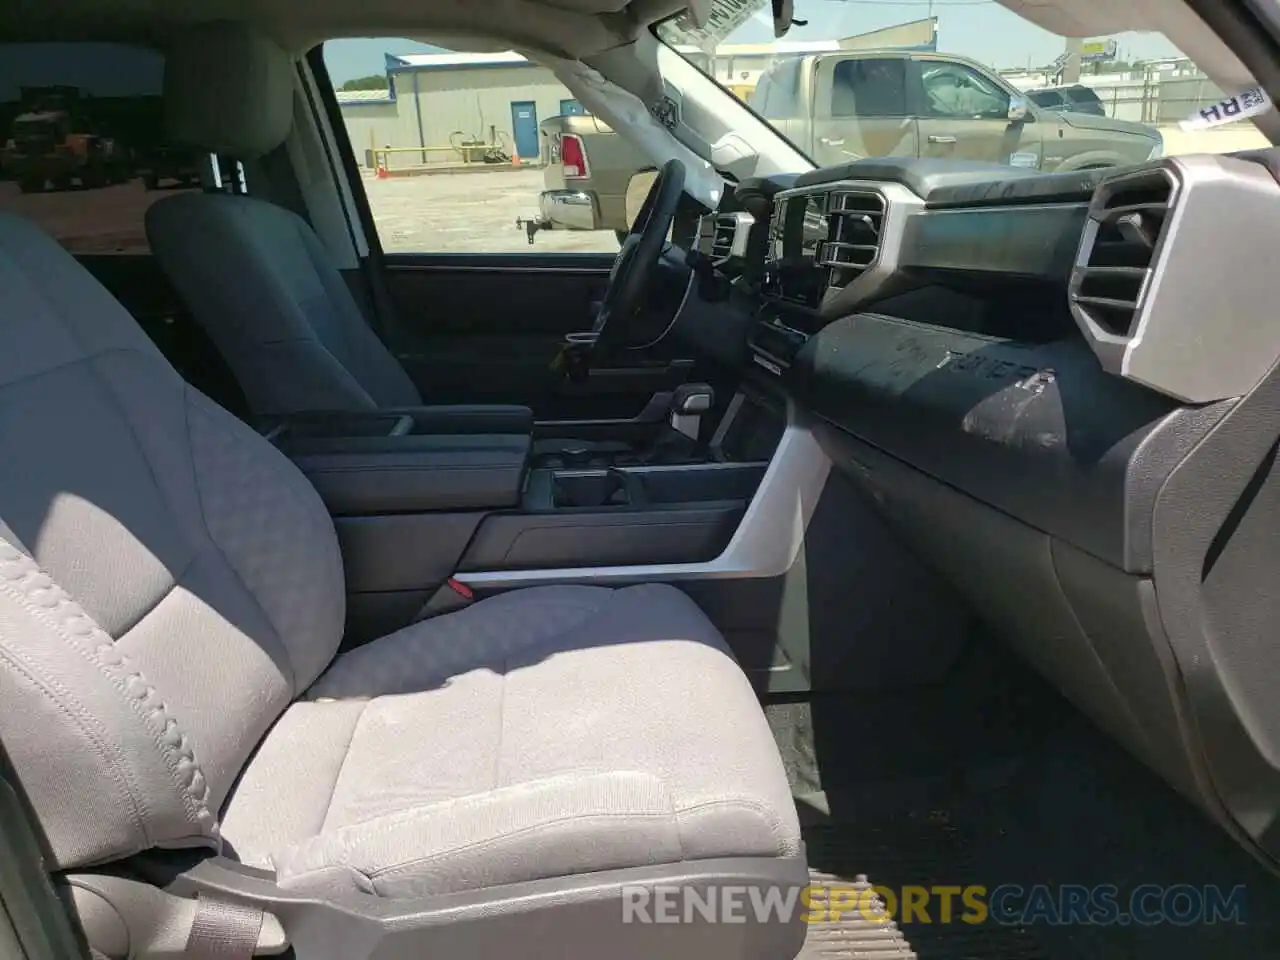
<box><xmin>593</xmin><ymin>158</ymin><xmax>685</xmax><ymax>351</ymax></box>
<box><xmin>143</xmin><ymin>173</ymin><xmax>159</xmax><ymax>191</ymax></box>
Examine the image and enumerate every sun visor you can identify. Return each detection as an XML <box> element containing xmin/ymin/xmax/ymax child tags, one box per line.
<box><xmin>538</xmin><ymin>54</ymin><xmax>725</xmax><ymax>211</ymax></box>
<box><xmin>995</xmin><ymin>0</ymin><xmax>1144</xmax><ymax>35</ymax></box>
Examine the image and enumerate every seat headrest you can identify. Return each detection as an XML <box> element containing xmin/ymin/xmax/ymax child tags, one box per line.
<box><xmin>164</xmin><ymin>21</ymin><xmax>294</xmax><ymax>159</ymax></box>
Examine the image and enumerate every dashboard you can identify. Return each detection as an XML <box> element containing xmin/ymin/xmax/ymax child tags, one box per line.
<box><xmin>681</xmin><ymin>150</ymin><xmax>1280</xmax><ymax>871</ymax></box>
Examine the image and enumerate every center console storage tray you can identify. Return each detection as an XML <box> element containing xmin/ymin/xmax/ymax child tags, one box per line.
<box><xmin>459</xmin><ymin>462</ymin><xmax>766</xmax><ymax>570</ymax></box>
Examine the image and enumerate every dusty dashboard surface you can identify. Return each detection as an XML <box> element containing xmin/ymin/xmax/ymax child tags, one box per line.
<box><xmin>734</xmin><ymin>151</ymin><xmax>1280</xmax><ymax>870</ymax></box>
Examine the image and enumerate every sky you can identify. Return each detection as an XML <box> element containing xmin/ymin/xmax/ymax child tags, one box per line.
<box><xmin>321</xmin><ymin>0</ymin><xmax>1186</xmax><ymax>86</ymax></box>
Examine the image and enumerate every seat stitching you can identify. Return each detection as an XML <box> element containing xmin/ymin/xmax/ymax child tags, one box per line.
<box><xmin>0</xmin><ymin>647</ymin><xmax>148</xmax><ymax>850</ymax></box>
<box><xmin>0</xmin><ymin>347</ymin><xmax>152</xmax><ymax>394</ymax></box>
<box><xmin>0</xmin><ymin>543</ymin><xmax>217</xmax><ymax>841</ymax></box>
<box><xmin>113</xmin><ymin>565</ymin><xmax>194</xmax><ymax>641</ymax></box>
<box><xmin>363</xmin><ymin>811</ymin><xmax>680</xmax><ymax>881</ymax></box>
<box><xmin>317</xmin><ymin>699</ymin><xmax>372</xmax><ymax>835</ymax></box>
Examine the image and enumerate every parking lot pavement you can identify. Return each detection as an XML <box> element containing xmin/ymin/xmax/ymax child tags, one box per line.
<box><xmin>363</xmin><ymin>167</ymin><xmax>621</xmax><ymax>254</ymax></box>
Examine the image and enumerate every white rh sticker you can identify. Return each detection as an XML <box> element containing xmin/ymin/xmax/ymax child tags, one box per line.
<box><xmin>1008</xmin><ymin>151</ymin><xmax>1039</xmax><ymax>168</ymax></box>
<box><xmin>1179</xmin><ymin>87</ymin><xmax>1274</xmax><ymax>130</ymax></box>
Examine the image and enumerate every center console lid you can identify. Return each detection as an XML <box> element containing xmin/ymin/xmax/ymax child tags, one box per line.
<box><xmin>259</xmin><ymin>404</ymin><xmax>533</xmax><ymax>440</ymax></box>
<box><xmin>271</xmin><ymin>424</ymin><xmax>531</xmax><ymax>516</ymax></box>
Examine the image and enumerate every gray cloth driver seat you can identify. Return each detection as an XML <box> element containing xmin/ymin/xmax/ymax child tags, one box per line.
<box><xmin>0</xmin><ymin>210</ymin><xmax>805</xmax><ymax>958</ymax></box>
<box><xmin>145</xmin><ymin>22</ymin><xmax>424</xmax><ymax>417</ymax></box>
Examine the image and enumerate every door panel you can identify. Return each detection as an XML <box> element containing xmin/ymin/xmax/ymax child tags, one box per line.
<box><xmin>380</xmin><ymin>253</ymin><xmax>702</xmax><ymax>420</ymax></box>
<box><xmin>381</xmin><ymin>253</ymin><xmax>610</xmax><ymax>410</ymax></box>
<box><xmin>914</xmin><ymin>59</ymin><xmax>1041</xmax><ymax>166</ymax></box>
<box><xmin>917</xmin><ymin>116</ymin><xmax>1041</xmax><ymax>165</ymax></box>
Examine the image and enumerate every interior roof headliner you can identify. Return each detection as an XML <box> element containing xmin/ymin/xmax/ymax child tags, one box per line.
<box><xmin>0</xmin><ymin>0</ymin><xmax>688</xmax><ymax>58</ymax></box>
<box><xmin>0</xmin><ymin>0</ymin><xmax>1259</xmax><ymax>123</ymax></box>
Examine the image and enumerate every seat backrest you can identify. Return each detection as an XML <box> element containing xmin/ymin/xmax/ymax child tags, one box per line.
<box><xmin>0</xmin><ymin>212</ymin><xmax>346</xmax><ymax>870</ymax></box>
<box><xmin>145</xmin><ymin>20</ymin><xmax>421</xmax><ymax>417</ymax></box>
<box><xmin>147</xmin><ymin>192</ymin><xmax>421</xmax><ymax>415</ymax></box>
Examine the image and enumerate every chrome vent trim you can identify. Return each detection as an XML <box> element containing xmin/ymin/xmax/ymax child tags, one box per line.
<box><xmin>1069</xmin><ymin>166</ymin><xmax>1176</xmax><ymax>340</ymax></box>
<box><xmin>820</xmin><ymin>190</ymin><xmax>887</xmax><ymax>287</ymax></box>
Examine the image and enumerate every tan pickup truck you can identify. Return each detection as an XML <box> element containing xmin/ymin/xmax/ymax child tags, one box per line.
<box><xmin>534</xmin><ymin>113</ymin><xmax>639</xmax><ymax>242</ymax></box>
<box><xmin>535</xmin><ymin>49</ymin><xmax>1163</xmax><ymax>235</ymax></box>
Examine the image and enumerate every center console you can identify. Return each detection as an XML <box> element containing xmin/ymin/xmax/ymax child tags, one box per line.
<box><xmin>261</xmin><ymin>398</ymin><xmax>783</xmax><ymax>642</ymax></box>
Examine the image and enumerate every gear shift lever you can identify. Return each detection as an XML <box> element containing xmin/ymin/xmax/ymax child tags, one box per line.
<box><xmin>670</xmin><ymin>384</ymin><xmax>714</xmax><ymax>442</ymax></box>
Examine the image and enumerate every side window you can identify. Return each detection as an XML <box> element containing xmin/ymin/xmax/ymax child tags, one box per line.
<box><xmin>1029</xmin><ymin>90</ymin><xmax>1065</xmax><ymax>110</ymax></box>
<box><xmin>830</xmin><ymin>58</ymin><xmax>908</xmax><ymax>119</ymax></box>
<box><xmin>322</xmin><ymin>40</ymin><xmax>620</xmax><ymax>254</ymax></box>
<box><xmin>0</xmin><ymin>42</ymin><xmax>202</xmax><ymax>255</ymax></box>
<box><xmin>920</xmin><ymin>63</ymin><xmax>1011</xmax><ymax>120</ymax></box>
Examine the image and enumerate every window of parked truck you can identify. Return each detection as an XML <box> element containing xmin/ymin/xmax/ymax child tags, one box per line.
<box><xmin>321</xmin><ymin>40</ymin><xmax>622</xmax><ymax>254</ymax></box>
<box><xmin>920</xmin><ymin>62</ymin><xmax>1010</xmax><ymax>120</ymax></box>
<box><xmin>657</xmin><ymin>0</ymin><xmax>1268</xmax><ymax>172</ymax></box>
<box><xmin>1028</xmin><ymin>88</ymin><xmax>1066</xmax><ymax>110</ymax></box>
<box><xmin>831</xmin><ymin>58</ymin><xmax>907</xmax><ymax>118</ymax></box>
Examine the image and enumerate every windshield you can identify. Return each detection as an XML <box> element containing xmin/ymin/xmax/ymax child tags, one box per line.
<box><xmin>656</xmin><ymin>0</ymin><xmax>1269</xmax><ymax>172</ymax></box>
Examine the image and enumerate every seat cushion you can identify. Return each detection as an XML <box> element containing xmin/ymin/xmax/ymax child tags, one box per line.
<box><xmin>220</xmin><ymin>584</ymin><xmax>801</xmax><ymax>899</ymax></box>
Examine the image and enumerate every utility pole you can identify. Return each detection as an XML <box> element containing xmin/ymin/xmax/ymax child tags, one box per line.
<box><xmin>1062</xmin><ymin>37</ymin><xmax>1083</xmax><ymax>84</ymax></box>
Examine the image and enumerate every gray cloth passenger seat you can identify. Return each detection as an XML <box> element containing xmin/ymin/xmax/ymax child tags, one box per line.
<box><xmin>0</xmin><ymin>209</ymin><xmax>805</xmax><ymax>957</ymax></box>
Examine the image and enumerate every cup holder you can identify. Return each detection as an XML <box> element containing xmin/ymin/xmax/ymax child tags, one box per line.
<box><xmin>552</xmin><ymin>469</ymin><xmax>647</xmax><ymax>508</ymax></box>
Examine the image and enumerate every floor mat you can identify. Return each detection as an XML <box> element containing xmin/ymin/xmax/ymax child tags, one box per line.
<box><xmin>775</xmin><ymin>642</ymin><xmax>1280</xmax><ymax>959</ymax></box>
<box><xmin>796</xmin><ymin>795</ymin><xmax>1047</xmax><ymax>960</ymax></box>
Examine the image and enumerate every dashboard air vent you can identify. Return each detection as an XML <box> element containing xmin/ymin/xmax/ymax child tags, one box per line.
<box><xmin>820</xmin><ymin>190</ymin><xmax>887</xmax><ymax>287</ymax></box>
<box><xmin>696</xmin><ymin>212</ymin><xmax>754</xmax><ymax>263</ymax></box>
<box><xmin>711</xmin><ymin>216</ymin><xmax>738</xmax><ymax>259</ymax></box>
<box><xmin>1070</xmin><ymin>167</ymin><xmax>1176</xmax><ymax>338</ymax></box>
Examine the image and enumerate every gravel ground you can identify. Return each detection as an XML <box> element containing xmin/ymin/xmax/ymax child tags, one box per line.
<box><xmin>363</xmin><ymin>167</ymin><xmax>620</xmax><ymax>254</ymax></box>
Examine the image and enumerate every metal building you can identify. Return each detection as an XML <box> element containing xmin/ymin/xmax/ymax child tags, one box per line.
<box><xmin>338</xmin><ymin>52</ymin><xmax>582</xmax><ymax>167</ymax></box>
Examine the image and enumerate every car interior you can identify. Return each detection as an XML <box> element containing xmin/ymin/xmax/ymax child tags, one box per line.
<box><xmin>5</xmin><ymin>0</ymin><xmax>1280</xmax><ymax>958</ymax></box>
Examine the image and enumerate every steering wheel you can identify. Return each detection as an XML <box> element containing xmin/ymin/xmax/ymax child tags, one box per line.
<box><xmin>593</xmin><ymin>158</ymin><xmax>686</xmax><ymax>350</ymax></box>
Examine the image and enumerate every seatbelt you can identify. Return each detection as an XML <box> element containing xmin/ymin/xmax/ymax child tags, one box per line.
<box><xmin>293</xmin><ymin>59</ymin><xmax>403</xmax><ymax>349</ymax></box>
<box><xmin>66</xmin><ymin>875</ymin><xmax>285</xmax><ymax>960</ymax></box>
<box><xmin>186</xmin><ymin>896</ymin><xmax>265</xmax><ymax>960</ymax></box>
